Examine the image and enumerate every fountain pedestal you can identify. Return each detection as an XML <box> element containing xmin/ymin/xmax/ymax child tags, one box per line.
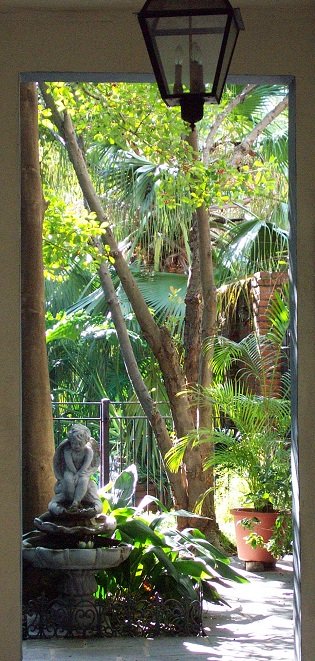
<box><xmin>22</xmin><ymin>424</ymin><xmax>133</xmax><ymax>638</ymax></box>
<box><xmin>23</xmin><ymin>543</ymin><xmax>132</xmax><ymax>637</ymax></box>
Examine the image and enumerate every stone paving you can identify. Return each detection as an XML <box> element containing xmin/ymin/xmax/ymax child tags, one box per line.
<box><xmin>22</xmin><ymin>556</ymin><xmax>293</xmax><ymax>661</ymax></box>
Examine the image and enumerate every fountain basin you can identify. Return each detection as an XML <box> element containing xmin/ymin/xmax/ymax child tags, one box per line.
<box><xmin>23</xmin><ymin>544</ymin><xmax>132</xmax><ymax>570</ymax></box>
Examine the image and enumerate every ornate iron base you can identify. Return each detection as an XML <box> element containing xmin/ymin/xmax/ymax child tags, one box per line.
<box><xmin>23</xmin><ymin>591</ymin><xmax>202</xmax><ymax>639</ymax></box>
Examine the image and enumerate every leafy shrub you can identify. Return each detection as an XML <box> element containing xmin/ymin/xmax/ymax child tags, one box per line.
<box><xmin>97</xmin><ymin>465</ymin><xmax>247</xmax><ymax>604</ymax></box>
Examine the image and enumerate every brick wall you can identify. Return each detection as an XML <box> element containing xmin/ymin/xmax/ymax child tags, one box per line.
<box><xmin>250</xmin><ymin>271</ymin><xmax>288</xmax><ymax>396</ymax></box>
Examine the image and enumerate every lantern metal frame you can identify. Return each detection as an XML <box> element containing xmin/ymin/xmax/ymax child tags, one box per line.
<box><xmin>138</xmin><ymin>0</ymin><xmax>244</xmax><ymax>127</ymax></box>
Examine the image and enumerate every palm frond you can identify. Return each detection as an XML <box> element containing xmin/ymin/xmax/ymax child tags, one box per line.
<box><xmin>89</xmin><ymin>145</ymin><xmax>192</xmax><ymax>269</ymax></box>
<box><xmin>229</xmin><ymin>85</ymin><xmax>288</xmax><ymax>123</ymax></box>
<box><xmin>208</xmin><ymin>333</ymin><xmax>270</xmax><ymax>385</ymax></box>
<box><xmin>200</xmin><ymin>381</ymin><xmax>291</xmax><ymax>438</ymax></box>
<box><xmin>259</xmin><ymin>133</ymin><xmax>288</xmax><ymax>177</ymax></box>
<box><xmin>266</xmin><ymin>284</ymin><xmax>290</xmax><ymax>346</ymax></box>
<box><xmin>269</xmin><ymin>201</ymin><xmax>289</xmax><ymax>230</ymax></box>
<box><xmin>118</xmin><ymin>269</ymin><xmax>187</xmax><ymax>338</ymax></box>
<box><xmin>217</xmin><ymin>218</ymin><xmax>289</xmax><ymax>284</ymax></box>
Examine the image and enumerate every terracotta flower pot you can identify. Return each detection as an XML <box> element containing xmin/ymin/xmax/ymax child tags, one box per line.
<box><xmin>231</xmin><ymin>508</ymin><xmax>279</xmax><ymax>564</ymax></box>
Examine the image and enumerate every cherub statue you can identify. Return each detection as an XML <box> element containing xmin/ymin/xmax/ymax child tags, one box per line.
<box><xmin>48</xmin><ymin>424</ymin><xmax>102</xmax><ymax>516</ymax></box>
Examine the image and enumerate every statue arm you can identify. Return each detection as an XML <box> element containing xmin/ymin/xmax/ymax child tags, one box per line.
<box><xmin>64</xmin><ymin>447</ymin><xmax>78</xmax><ymax>473</ymax></box>
<box><xmin>78</xmin><ymin>446</ymin><xmax>94</xmax><ymax>474</ymax></box>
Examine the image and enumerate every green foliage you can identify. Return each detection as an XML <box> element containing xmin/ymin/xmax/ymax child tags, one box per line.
<box><xmin>117</xmin><ymin>268</ymin><xmax>188</xmax><ymax>338</ymax></box>
<box><xmin>100</xmin><ymin>464</ymin><xmax>138</xmax><ymax>510</ymax></box>
<box><xmin>216</xmin><ymin>218</ymin><xmax>288</xmax><ymax>286</ymax></box>
<box><xmin>167</xmin><ymin>381</ymin><xmax>291</xmax><ymax>513</ymax></box>
<box><xmin>266</xmin><ymin>283</ymin><xmax>290</xmax><ymax>347</ymax></box>
<box><xmin>169</xmin><ymin>319</ymin><xmax>291</xmax><ymax>510</ymax></box>
<box><xmin>265</xmin><ymin>510</ymin><xmax>292</xmax><ymax>558</ymax></box>
<box><xmin>97</xmin><ymin>465</ymin><xmax>247</xmax><ymax>603</ymax></box>
<box><xmin>94</xmin><ymin>146</ymin><xmax>193</xmax><ymax>257</ymax></box>
<box><xmin>41</xmin><ymin>81</ymin><xmax>289</xmax><ymax>340</ymax></box>
<box><xmin>43</xmin><ymin>189</ymin><xmax>106</xmax><ymax>280</ymax></box>
<box><xmin>46</xmin><ymin>310</ymin><xmax>90</xmax><ymax>343</ymax></box>
<box><xmin>39</xmin><ymin>81</ymin><xmax>290</xmax><ymax>531</ymax></box>
<box><xmin>40</xmin><ymin>82</ymin><xmax>288</xmax><ymax>279</ymax></box>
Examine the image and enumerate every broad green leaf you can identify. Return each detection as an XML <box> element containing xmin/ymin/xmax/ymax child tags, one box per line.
<box><xmin>173</xmin><ymin>558</ymin><xmax>214</xmax><ymax>580</ymax></box>
<box><xmin>118</xmin><ymin>519</ymin><xmax>165</xmax><ymax>546</ymax></box>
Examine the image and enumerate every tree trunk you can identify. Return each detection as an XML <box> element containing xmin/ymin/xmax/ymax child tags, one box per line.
<box><xmin>183</xmin><ymin>128</ymin><xmax>219</xmax><ymax>537</ymax></box>
<box><xmin>98</xmin><ymin>260</ymin><xmax>188</xmax><ymax>506</ymax></box>
<box><xmin>184</xmin><ymin>215</ymin><xmax>202</xmax><ymax>389</ymax></box>
<box><xmin>21</xmin><ymin>82</ymin><xmax>55</xmax><ymax>532</ymax></box>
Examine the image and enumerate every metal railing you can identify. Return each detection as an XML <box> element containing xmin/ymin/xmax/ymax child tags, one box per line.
<box><xmin>52</xmin><ymin>399</ymin><xmax>172</xmax><ymax>504</ymax></box>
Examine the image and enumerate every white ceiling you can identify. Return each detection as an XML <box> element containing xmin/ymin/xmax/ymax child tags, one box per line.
<box><xmin>0</xmin><ymin>0</ymin><xmax>314</xmax><ymax>9</ymax></box>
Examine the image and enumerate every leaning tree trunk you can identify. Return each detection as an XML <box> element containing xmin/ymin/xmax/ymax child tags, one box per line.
<box><xmin>21</xmin><ymin>82</ymin><xmax>55</xmax><ymax>532</ymax></box>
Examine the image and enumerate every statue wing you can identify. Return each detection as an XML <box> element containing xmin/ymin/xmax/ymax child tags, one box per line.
<box><xmin>53</xmin><ymin>438</ymin><xmax>68</xmax><ymax>479</ymax></box>
<box><xmin>89</xmin><ymin>437</ymin><xmax>100</xmax><ymax>470</ymax></box>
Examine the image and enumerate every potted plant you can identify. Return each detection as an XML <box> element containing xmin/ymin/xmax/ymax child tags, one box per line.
<box><xmin>203</xmin><ymin>321</ymin><xmax>292</xmax><ymax>566</ymax></box>
<box><xmin>167</xmin><ymin>303</ymin><xmax>292</xmax><ymax>566</ymax></box>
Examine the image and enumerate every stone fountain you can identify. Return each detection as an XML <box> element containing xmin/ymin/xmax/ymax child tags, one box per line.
<box><xmin>23</xmin><ymin>424</ymin><xmax>132</xmax><ymax>636</ymax></box>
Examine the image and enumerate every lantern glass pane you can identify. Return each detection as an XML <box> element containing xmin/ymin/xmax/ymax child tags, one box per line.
<box><xmin>214</xmin><ymin>17</ymin><xmax>238</xmax><ymax>100</ymax></box>
<box><xmin>147</xmin><ymin>13</ymin><xmax>227</xmax><ymax>97</ymax></box>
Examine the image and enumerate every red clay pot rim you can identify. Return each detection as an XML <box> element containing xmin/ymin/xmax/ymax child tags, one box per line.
<box><xmin>230</xmin><ymin>507</ymin><xmax>279</xmax><ymax>514</ymax></box>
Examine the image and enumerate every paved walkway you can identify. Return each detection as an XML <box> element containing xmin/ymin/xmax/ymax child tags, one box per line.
<box><xmin>23</xmin><ymin>556</ymin><xmax>293</xmax><ymax>661</ymax></box>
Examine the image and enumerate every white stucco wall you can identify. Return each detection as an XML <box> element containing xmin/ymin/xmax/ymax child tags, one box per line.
<box><xmin>0</xmin><ymin>5</ymin><xmax>314</xmax><ymax>659</ymax></box>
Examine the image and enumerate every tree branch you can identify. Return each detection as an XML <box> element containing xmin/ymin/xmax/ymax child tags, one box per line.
<box><xmin>230</xmin><ymin>94</ymin><xmax>289</xmax><ymax>168</ymax></box>
<box><xmin>203</xmin><ymin>84</ymin><xmax>257</xmax><ymax>164</ymax></box>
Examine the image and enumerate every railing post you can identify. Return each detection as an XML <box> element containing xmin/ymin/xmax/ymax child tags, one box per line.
<box><xmin>100</xmin><ymin>398</ymin><xmax>110</xmax><ymax>487</ymax></box>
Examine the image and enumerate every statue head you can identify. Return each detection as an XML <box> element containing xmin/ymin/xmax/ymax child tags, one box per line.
<box><xmin>67</xmin><ymin>424</ymin><xmax>91</xmax><ymax>451</ymax></box>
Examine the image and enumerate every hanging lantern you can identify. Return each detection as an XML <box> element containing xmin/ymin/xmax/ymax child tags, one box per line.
<box><xmin>138</xmin><ymin>0</ymin><xmax>244</xmax><ymax>128</ymax></box>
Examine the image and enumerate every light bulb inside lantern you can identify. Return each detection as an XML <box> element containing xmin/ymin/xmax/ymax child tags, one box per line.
<box><xmin>173</xmin><ymin>45</ymin><xmax>184</xmax><ymax>94</ymax></box>
<box><xmin>190</xmin><ymin>42</ymin><xmax>205</xmax><ymax>93</ymax></box>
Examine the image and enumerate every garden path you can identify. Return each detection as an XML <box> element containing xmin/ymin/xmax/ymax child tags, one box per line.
<box><xmin>22</xmin><ymin>556</ymin><xmax>293</xmax><ymax>661</ymax></box>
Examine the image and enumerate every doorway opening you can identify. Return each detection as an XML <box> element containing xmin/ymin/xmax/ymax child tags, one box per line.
<box><xmin>21</xmin><ymin>73</ymin><xmax>297</xmax><ymax>655</ymax></box>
